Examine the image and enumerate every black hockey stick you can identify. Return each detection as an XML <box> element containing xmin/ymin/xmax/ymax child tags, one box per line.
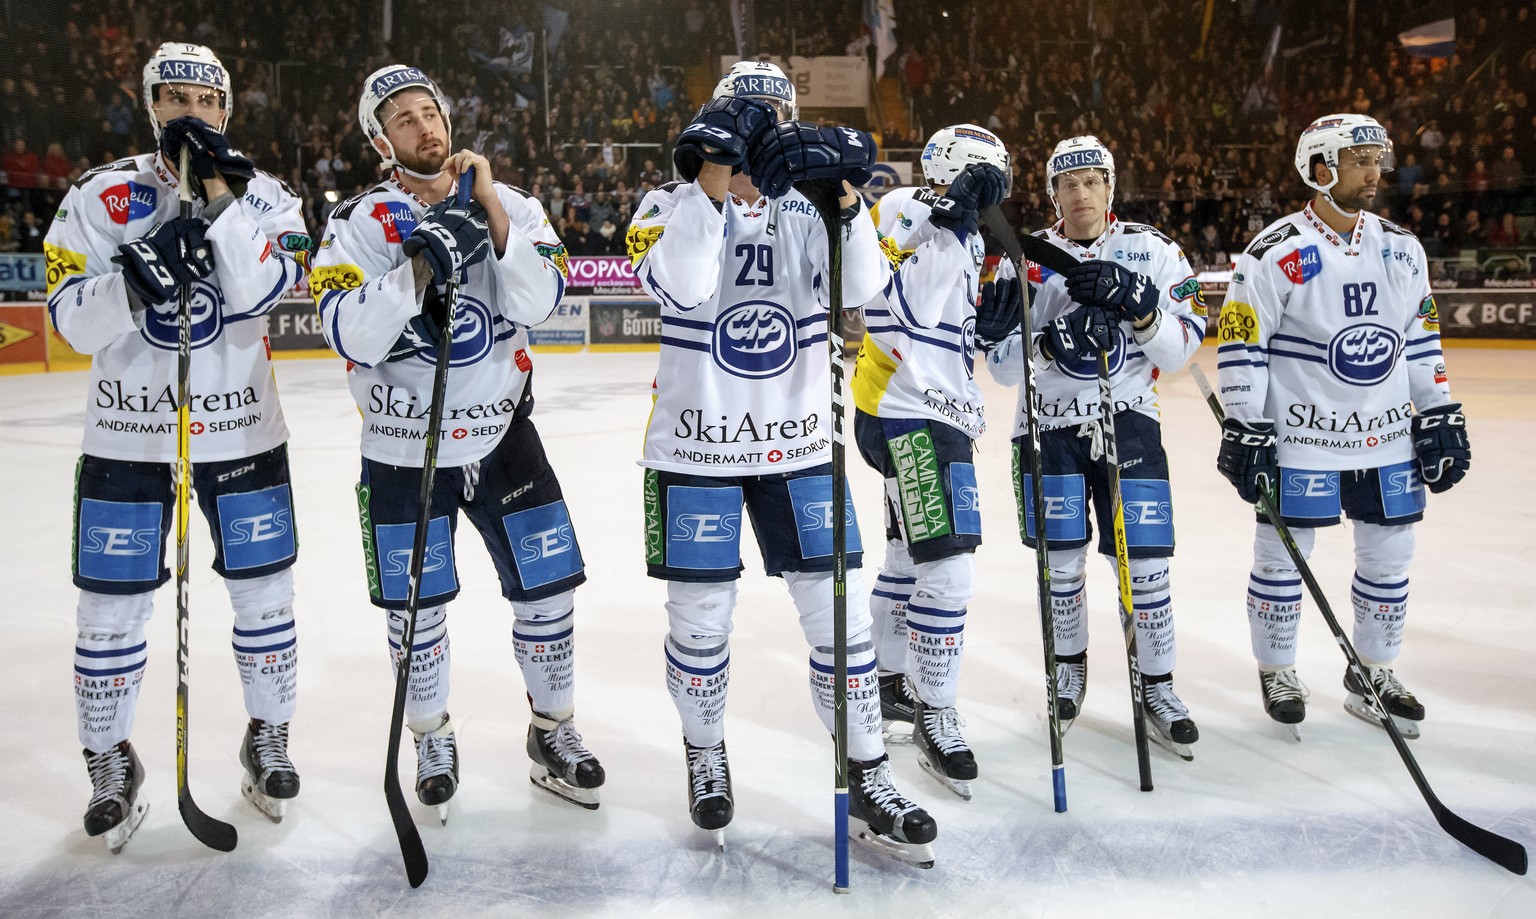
<box><xmin>980</xmin><ymin>206</ymin><xmax>1067</xmax><ymax>810</ymax></box>
<box><xmin>1189</xmin><ymin>363</ymin><xmax>1526</xmax><ymax>875</ymax></box>
<box><xmin>174</xmin><ymin>145</ymin><xmax>239</xmax><ymax>853</ymax></box>
<box><xmin>383</xmin><ymin>168</ymin><xmax>476</xmax><ymax>888</ymax></box>
<box><xmin>797</xmin><ymin>178</ymin><xmax>851</xmax><ymax>893</ymax></box>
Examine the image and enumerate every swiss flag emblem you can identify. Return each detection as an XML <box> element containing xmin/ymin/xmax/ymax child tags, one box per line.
<box><xmin>114</xmin><ymin>677</ymin><xmax>126</xmax><ymax>687</ymax></box>
<box><xmin>691</xmin><ymin>677</ymin><xmax>702</xmax><ymax>687</ymax></box>
<box><xmin>265</xmin><ymin>654</ymin><xmax>277</xmax><ymax>664</ymax></box>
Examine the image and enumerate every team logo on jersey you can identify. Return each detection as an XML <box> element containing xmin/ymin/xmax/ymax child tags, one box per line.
<box><xmin>713</xmin><ymin>300</ymin><xmax>796</xmax><ymax>379</ymax></box>
<box><xmin>536</xmin><ymin>241</ymin><xmax>570</xmax><ymax>277</ymax></box>
<box><xmin>1328</xmin><ymin>324</ymin><xmax>1400</xmax><ymax>386</ymax></box>
<box><xmin>626</xmin><ymin>223</ymin><xmax>664</xmax><ymax>267</ymax></box>
<box><xmin>1055</xmin><ymin>327</ymin><xmax>1127</xmax><ymax>382</ymax></box>
<box><xmin>961</xmin><ymin>316</ymin><xmax>977</xmax><ymax>380</ymax></box>
<box><xmin>371</xmin><ymin>202</ymin><xmax>418</xmax><ymax>244</ymax></box>
<box><xmin>139</xmin><ymin>280</ymin><xmax>225</xmax><ymax>351</ymax></box>
<box><xmin>1418</xmin><ymin>295</ymin><xmax>1440</xmax><ymax>332</ymax></box>
<box><xmin>44</xmin><ymin>242</ymin><xmax>87</xmax><ymax>294</ymax></box>
<box><xmin>408</xmin><ymin>293</ymin><xmax>495</xmax><ymax>367</ymax></box>
<box><xmin>99</xmin><ymin>182</ymin><xmax>158</xmax><ymax>225</ymax></box>
<box><xmin>1278</xmin><ymin>245</ymin><xmax>1322</xmax><ymax>285</ymax></box>
<box><xmin>308</xmin><ymin>263</ymin><xmax>364</xmax><ymax>298</ymax></box>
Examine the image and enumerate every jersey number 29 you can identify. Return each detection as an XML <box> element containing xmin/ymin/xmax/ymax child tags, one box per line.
<box><xmin>735</xmin><ymin>244</ymin><xmax>775</xmax><ymax>287</ymax></box>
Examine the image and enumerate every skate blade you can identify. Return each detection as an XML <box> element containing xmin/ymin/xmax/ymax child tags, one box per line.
<box><xmin>916</xmin><ymin>750</ymin><xmax>974</xmax><ymax>801</ymax></box>
<box><xmin>881</xmin><ymin>720</ymin><xmax>915</xmax><ymax>746</ymax></box>
<box><xmin>435</xmin><ymin>802</ymin><xmax>450</xmax><ymax>825</ymax></box>
<box><xmin>529</xmin><ymin>765</ymin><xmax>601</xmax><ymax>810</ymax></box>
<box><xmin>1146</xmin><ymin>729</ymin><xmax>1195</xmax><ymax>762</ymax></box>
<box><xmin>1343</xmin><ymin>695</ymin><xmax>1421</xmax><ymax>739</ymax></box>
<box><xmin>849</xmin><ymin>818</ymin><xmax>935</xmax><ymax>869</ymax></box>
<box><xmin>104</xmin><ymin>800</ymin><xmax>149</xmax><ymax>855</ymax></box>
<box><xmin>707</xmin><ymin>828</ymin><xmax>726</xmax><ymax>851</ymax></box>
<box><xmin>240</xmin><ymin>775</ymin><xmax>291</xmax><ymax>823</ymax></box>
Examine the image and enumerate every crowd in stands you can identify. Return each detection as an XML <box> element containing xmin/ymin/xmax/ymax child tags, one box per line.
<box><xmin>3</xmin><ymin>0</ymin><xmax>1535</xmax><ymax>283</ymax></box>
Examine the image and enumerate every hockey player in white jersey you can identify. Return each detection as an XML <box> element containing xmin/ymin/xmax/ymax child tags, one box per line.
<box><xmin>47</xmin><ymin>42</ymin><xmax>309</xmax><ymax>850</ymax></box>
<box><xmin>986</xmin><ymin>136</ymin><xmax>1208</xmax><ymax>758</ymax></box>
<box><xmin>630</xmin><ymin>60</ymin><xmax>937</xmax><ymax>863</ymax></box>
<box><xmin>851</xmin><ymin>124</ymin><xmax>1015</xmax><ymax>798</ymax></box>
<box><xmin>1216</xmin><ymin>114</ymin><xmax>1469</xmax><ymax>740</ymax></box>
<box><xmin>314</xmin><ymin>64</ymin><xmax>603</xmax><ymax>818</ymax></box>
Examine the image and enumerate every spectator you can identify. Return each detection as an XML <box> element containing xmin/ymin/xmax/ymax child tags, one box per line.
<box><xmin>17</xmin><ymin>210</ymin><xmax>44</xmax><ymax>252</ymax></box>
<box><xmin>1485</xmin><ymin>212</ymin><xmax>1522</xmax><ymax>248</ymax></box>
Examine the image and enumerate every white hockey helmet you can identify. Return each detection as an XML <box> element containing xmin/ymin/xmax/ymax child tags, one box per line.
<box><xmin>712</xmin><ymin>61</ymin><xmax>797</xmax><ymax>120</ymax></box>
<box><xmin>358</xmin><ymin>64</ymin><xmax>453</xmax><ymax>168</ymax></box>
<box><xmin>1045</xmin><ymin>135</ymin><xmax>1116</xmax><ymax>218</ymax></box>
<box><xmin>1294</xmin><ymin>113</ymin><xmax>1394</xmax><ymax>195</ymax></box>
<box><xmin>142</xmin><ymin>42</ymin><xmax>231</xmax><ymax>141</ymax></box>
<box><xmin>921</xmin><ymin>124</ymin><xmax>1012</xmax><ymax>196</ymax></box>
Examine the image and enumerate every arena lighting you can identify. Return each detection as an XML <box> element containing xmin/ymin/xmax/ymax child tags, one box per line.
<box><xmin>324</xmin><ymin>190</ymin><xmax>339</xmax><ymax>202</ymax></box>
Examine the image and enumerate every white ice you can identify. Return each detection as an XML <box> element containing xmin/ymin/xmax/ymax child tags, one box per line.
<box><xmin>1</xmin><ymin>345</ymin><xmax>1533</xmax><ymax>918</ymax></box>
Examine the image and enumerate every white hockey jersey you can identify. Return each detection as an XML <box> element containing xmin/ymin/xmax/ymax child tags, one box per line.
<box><xmin>986</xmin><ymin>215</ymin><xmax>1207</xmax><ymax>433</ymax></box>
<box><xmin>313</xmin><ymin>174</ymin><xmax>568</xmax><ymax>467</ymax></box>
<box><xmin>1217</xmin><ymin>203</ymin><xmax>1452</xmax><ymax>470</ymax></box>
<box><xmin>46</xmin><ymin>153</ymin><xmax>307</xmax><ymax>463</ymax></box>
<box><xmin>853</xmin><ymin>187</ymin><xmax>1002</xmax><ymax>439</ymax></box>
<box><xmin>630</xmin><ymin>180</ymin><xmax>888</xmax><ymax>475</ymax></box>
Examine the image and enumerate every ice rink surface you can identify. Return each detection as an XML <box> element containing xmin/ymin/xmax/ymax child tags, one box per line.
<box><xmin>1</xmin><ymin>345</ymin><xmax>1532</xmax><ymax>918</ymax></box>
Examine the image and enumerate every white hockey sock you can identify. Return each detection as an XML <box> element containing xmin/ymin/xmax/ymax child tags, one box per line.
<box><xmin>227</xmin><ymin>570</ymin><xmax>297</xmax><ymax>724</ymax></box>
<box><xmin>809</xmin><ymin>634</ymin><xmax>882</xmax><ymax>762</ymax></box>
<box><xmin>664</xmin><ymin>580</ymin><xmax>737</xmax><ymax>747</ymax></box>
<box><xmin>388</xmin><ymin>605</ymin><xmax>449</xmax><ymax>726</ymax></box>
<box><xmin>1350</xmin><ymin>521</ymin><xmax>1414</xmax><ymax>664</ymax></box>
<box><xmin>1248</xmin><ymin>524</ymin><xmax>1313</xmax><ymax>668</ymax></box>
<box><xmin>1127</xmin><ymin>557</ymin><xmax>1175</xmax><ymax>677</ymax></box>
<box><xmin>512</xmin><ymin>591</ymin><xmax>577</xmax><ymax>715</ymax></box>
<box><xmin>1047</xmin><ymin>549</ymin><xmax>1088</xmax><ymax>657</ymax></box>
<box><xmin>74</xmin><ymin>591</ymin><xmax>153</xmax><ymax>751</ymax></box>
<box><xmin>871</xmin><ymin>540</ymin><xmax>917</xmax><ymax>675</ymax></box>
<box><xmin>905</xmin><ymin>553</ymin><xmax>975</xmax><ymax>708</ymax></box>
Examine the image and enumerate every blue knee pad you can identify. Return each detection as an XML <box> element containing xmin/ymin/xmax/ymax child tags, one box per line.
<box><xmin>216</xmin><ymin>484</ymin><xmax>297</xmax><ymax>572</ymax></box>
<box><xmin>786</xmin><ymin>474</ymin><xmax>863</xmax><ymax>560</ymax></box>
<box><xmin>1120</xmin><ymin>478</ymin><xmax>1174</xmax><ymax>550</ymax></box>
<box><xmin>76</xmin><ymin>499</ymin><xmax>165</xmax><ymax>590</ymax></box>
<box><xmin>663</xmin><ymin>485</ymin><xmax>745</xmax><ymax>573</ymax></box>
<box><xmin>502</xmin><ymin>500</ymin><xmax>584</xmax><ymax>591</ymax></box>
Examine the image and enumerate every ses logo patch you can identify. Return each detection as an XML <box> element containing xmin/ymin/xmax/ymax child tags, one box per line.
<box><xmin>99</xmin><ymin>182</ymin><xmax>158</xmax><ymax>224</ymax></box>
<box><xmin>371</xmin><ymin>201</ymin><xmax>418</xmax><ymax>244</ymax></box>
<box><xmin>1278</xmin><ymin>245</ymin><xmax>1322</xmax><ymax>285</ymax></box>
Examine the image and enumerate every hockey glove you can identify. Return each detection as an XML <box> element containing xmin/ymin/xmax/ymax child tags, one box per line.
<box><xmin>748</xmin><ymin>122</ymin><xmax>876</xmax><ymax>198</ymax></box>
<box><xmin>402</xmin><ymin>198</ymin><xmax>491</xmax><ymax>288</ymax></box>
<box><xmin>974</xmin><ymin>274</ymin><xmax>1022</xmax><ymax>351</ymax></box>
<box><xmin>929</xmin><ymin>163</ymin><xmax>1008</xmax><ymax>238</ymax></box>
<box><xmin>673</xmin><ymin>97</ymin><xmax>778</xmax><ymax>181</ymax></box>
<box><xmin>160</xmin><ymin>116</ymin><xmax>256</xmax><ymax>200</ymax></box>
<box><xmin>111</xmin><ymin>217</ymin><xmax>216</xmax><ymax>306</ymax></box>
<box><xmin>1217</xmin><ymin>418</ymin><xmax>1279</xmax><ymax>504</ymax></box>
<box><xmin>1039</xmin><ymin>304</ymin><xmax>1117</xmax><ymax>364</ymax></box>
<box><xmin>1411</xmin><ymin>402</ymin><xmax>1470</xmax><ymax>493</ymax></box>
<box><xmin>1064</xmin><ymin>260</ymin><xmax>1159</xmax><ymax>325</ymax></box>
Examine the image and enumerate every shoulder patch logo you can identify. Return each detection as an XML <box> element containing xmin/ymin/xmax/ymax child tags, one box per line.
<box><xmin>308</xmin><ymin>263</ymin><xmax>365</xmax><ymax>299</ymax></box>
<box><xmin>1245</xmin><ymin>222</ymin><xmax>1300</xmax><ymax>259</ymax></box>
<box><xmin>371</xmin><ymin>202</ymin><xmax>418</xmax><ymax>244</ymax></box>
<box><xmin>99</xmin><ymin>181</ymin><xmax>158</xmax><ymax>225</ymax></box>
<box><xmin>1278</xmin><ymin>244</ymin><xmax>1322</xmax><ymax>285</ymax></box>
<box><xmin>44</xmin><ymin>242</ymin><xmax>88</xmax><ymax>294</ymax></box>
<box><xmin>626</xmin><ymin>223</ymin><xmax>665</xmax><ymax>267</ymax></box>
<box><xmin>536</xmin><ymin>242</ymin><xmax>570</xmax><ymax>278</ymax></box>
<box><xmin>1419</xmin><ymin>295</ymin><xmax>1440</xmax><ymax>332</ymax></box>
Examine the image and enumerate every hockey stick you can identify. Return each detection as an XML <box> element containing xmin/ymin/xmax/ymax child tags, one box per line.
<box><xmin>980</xmin><ymin>206</ymin><xmax>1067</xmax><ymax>811</ymax></box>
<box><xmin>1189</xmin><ymin>363</ymin><xmax>1527</xmax><ymax>875</ymax></box>
<box><xmin>796</xmin><ymin>179</ymin><xmax>851</xmax><ymax>893</ymax></box>
<box><xmin>383</xmin><ymin>168</ymin><xmax>476</xmax><ymax>888</ymax></box>
<box><xmin>174</xmin><ymin>145</ymin><xmax>239</xmax><ymax>853</ymax></box>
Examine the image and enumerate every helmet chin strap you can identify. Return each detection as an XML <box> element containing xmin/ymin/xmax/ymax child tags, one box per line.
<box><xmin>396</xmin><ymin>164</ymin><xmax>444</xmax><ymax>181</ymax></box>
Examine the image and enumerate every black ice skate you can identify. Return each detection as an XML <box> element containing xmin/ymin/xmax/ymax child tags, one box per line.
<box><xmin>847</xmin><ymin>754</ymin><xmax>938</xmax><ymax>869</ymax></box>
<box><xmin>684</xmin><ymin>738</ymin><xmax>732</xmax><ymax>849</ymax></box>
<box><xmin>83</xmin><ymin>740</ymin><xmax>148</xmax><ymax>854</ymax></box>
<box><xmin>239</xmin><ymin>719</ymin><xmax>300</xmax><ymax>823</ymax></box>
<box><xmin>1141</xmin><ymin>676</ymin><xmax>1198</xmax><ymax>761</ymax></box>
<box><xmin>1343</xmin><ymin>664</ymin><xmax>1424</xmax><ymax>740</ymax></box>
<box><xmin>527</xmin><ymin>710</ymin><xmax>604</xmax><ymax>810</ymax></box>
<box><xmin>913</xmin><ymin>699</ymin><xmax>977</xmax><ymax>800</ymax></box>
<box><xmin>878</xmin><ymin>672</ymin><xmax>916</xmax><ymax>745</ymax></box>
<box><xmin>1054</xmin><ymin>654</ymin><xmax>1087</xmax><ymax>733</ymax></box>
<box><xmin>1259</xmin><ymin>668</ymin><xmax>1307</xmax><ymax>741</ymax></box>
<box><xmin>412</xmin><ymin>713</ymin><xmax>459</xmax><ymax>824</ymax></box>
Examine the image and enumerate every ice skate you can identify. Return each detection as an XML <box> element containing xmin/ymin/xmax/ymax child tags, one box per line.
<box><xmin>527</xmin><ymin>710</ymin><xmax>604</xmax><ymax>810</ymax></box>
<box><xmin>1141</xmin><ymin>676</ymin><xmax>1198</xmax><ymax>761</ymax></box>
<box><xmin>913</xmin><ymin>700</ymin><xmax>977</xmax><ymax>800</ymax></box>
<box><xmin>1343</xmin><ymin>665</ymin><xmax>1424</xmax><ymax>740</ymax></box>
<box><xmin>684</xmin><ymin>739</ymin><xmax>732</xmax><ymax>850</ymax></box>
<box><xmin>239</xmin><ymin>719</ymin><xmax>299</xmax><ymax>823</ymax></box>
<box><xmin>847</xmin><ymin>754</ymin><xmax>938</xmax><ymax>869</ymax></box>
<box><xmin>83</xmin><ymin>741</ymin><xmax>148</xmax><ymax>854</ymax></box>
<box><xmin>412</xmin><ymin>713</ymin><xmax>458</xmax><ymax>824</ymax></box>
<box><xmin>1053</xmin><ymin>655</ymin><xmax>1087</xmax><ymax>733</ymax></box>
<box><xmin>1259</xmin><ymin>668</ymin><xmax>1307</xmax><ymax>741</ymax></box>
<box><xmin>878</xmin><ymin>672</ymin><xmax>916</xmax><ymax>745</ymax></box>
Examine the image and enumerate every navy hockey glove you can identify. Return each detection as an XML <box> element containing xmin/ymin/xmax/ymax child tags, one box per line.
<box><xmin>111</xmin><ymin>217</ymin><xmax>216</xmax><ymax>306</ymax></box>
<box><xmin>748</xmin><ymin>122</ymin><xmax>876</xmax><ymax>198</ymax></box>
<box><xmin>159</xmin><ymin>116</ymin><xmax>256</xmax><ymax>200</ymax></box>
<box><xmin>974</xmin><ymin>274</ymin><xmax>1022</xmax><ymax>351</ymax></box>
<box><xmin>1039</xmin><ymin>304</ymin><xmax>1117</xmax><ymax>364</ymax></box>
<box><xmin>673</xmin><ymin>97</ymin><xmax>778</xmax><ymax>181</ymax></box>
<box><xmin>929</xmin><ymin>163</ymin><xmax>1008</xmax><ymax>238</ymax></box>
<box><xmin>1217</xmin><ymin>418</ymin><xmax>1279</xmax><ymax>504</ymax></box>
<box><xmin>1064</xmin><ymin>260</ymin><xmax>1158</xmax><ymax>325</ymax></box>
<box><xmin>1411</xmin><ymin>403</ymin><xmax>1470</xmax><ymax>493</ymax></box>
<box><xmin>402</xmin><ymin>198</ymin><xmax>491</xmax><ymax>288</ymax></box>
